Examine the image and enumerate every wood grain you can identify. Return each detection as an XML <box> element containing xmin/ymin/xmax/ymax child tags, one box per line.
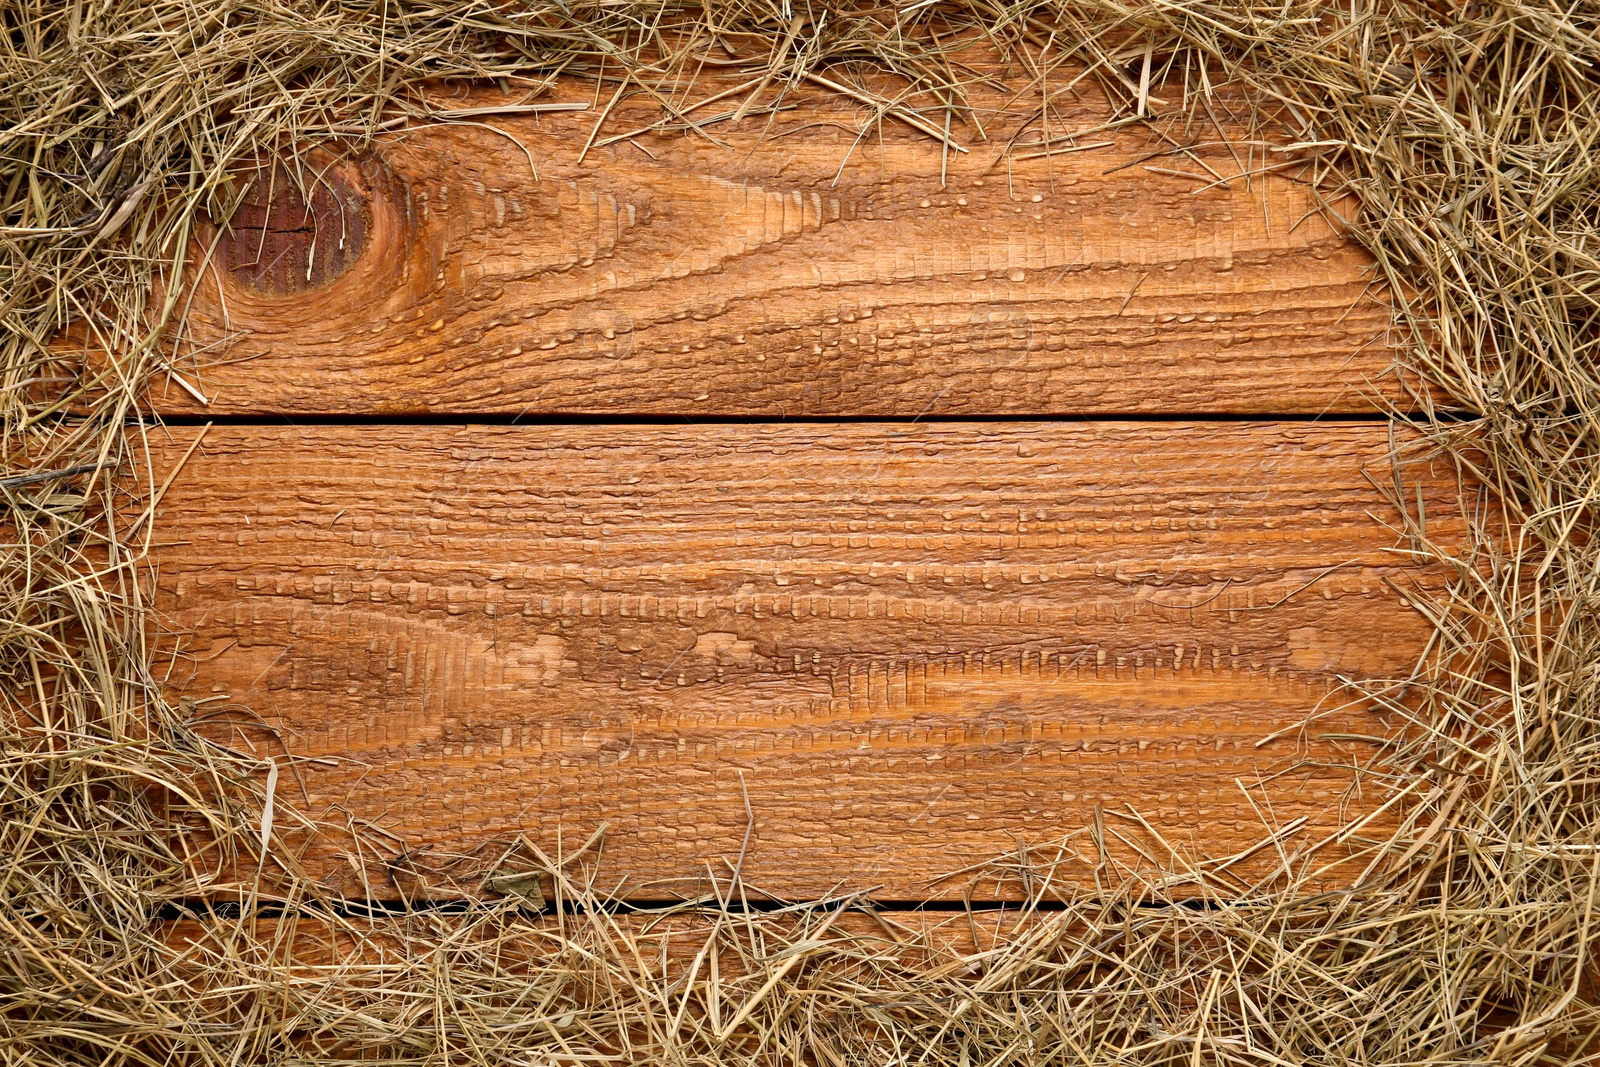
<box><xmin>163</xmin><ymin>909</ymin><xmax>1030</xmax><ymax>972</ymax></box>
<box><xmin>148</xmin><ymin>423</ymin><xmax>1446</xmax><ymax>900</ymax></box>
<box><xmin>150</xmin><ymin>67</ymin><xmax>1398</xmax><ymax>416</ymax></box>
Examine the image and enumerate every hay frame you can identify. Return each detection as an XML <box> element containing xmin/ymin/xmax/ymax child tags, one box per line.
<box><xmin>3</xmin><ymin>0</ymin><xmax>1599</xmax><ymax>1063</ymax></box>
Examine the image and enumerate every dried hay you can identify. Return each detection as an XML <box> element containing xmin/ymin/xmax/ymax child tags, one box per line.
<box><xmin>2</xmin><ymin>0</ymin><xmax>1598</xmax><ymax>1063</ymax></box>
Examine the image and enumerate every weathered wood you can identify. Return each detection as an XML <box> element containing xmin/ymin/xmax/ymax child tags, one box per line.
<box><xmin>148</xmin><ymin>423</ymin><xmax>1446</xmax><ymax>899</ymax></box>
<box><xmin>151</xmin><ymin>68</ymin><xmax>1398</xmax><ymax>416</ymax></box>
<box><xmin>163</xmin><ymin>909</ymin><xmax>1025</xmax><ymax>972</ymax></box>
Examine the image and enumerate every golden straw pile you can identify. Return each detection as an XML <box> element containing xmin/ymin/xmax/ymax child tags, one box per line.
<box><xmin>3</xmin><ymin>1</ymin><xmax>1598</xmax><ymax>1062</ymax></box>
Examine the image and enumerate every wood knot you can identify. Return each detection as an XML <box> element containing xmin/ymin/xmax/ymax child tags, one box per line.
<box><xmin>221</xmin><ymin>159</ymin><xmax>367</xmax><ymax>294</ymax></box>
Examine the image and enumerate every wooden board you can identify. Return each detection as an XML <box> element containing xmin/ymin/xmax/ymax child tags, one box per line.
<box><xmin>148</xmin><ymin>422</ymin><xmax>1446</xmax><ymax>900</ymax></box>
<box><xmin>143</xmin><ymin>70</ymin><xmax>1398</xmax><ymax>416</ymax></box>
<box><xmin>163</xmin><ymin>909</ymin><xmax>1025</xmax><ymax>971</ymax></box>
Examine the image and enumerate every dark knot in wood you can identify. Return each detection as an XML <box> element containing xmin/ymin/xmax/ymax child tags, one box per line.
<box><xmin>221</xmin><ymin>160</ymin><xmax>367</xmax><ymax>294</ymax></box>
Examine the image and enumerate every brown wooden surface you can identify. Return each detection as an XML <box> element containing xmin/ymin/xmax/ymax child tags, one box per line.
<box><xmin>148</xmin><ymin>70</ymin><xmax>1398</xmax><ymax>416</ymax></box>
<box><xmin>149</xmin><ymin>422</ymin><xmax>1445</xmax><ymax>900</ymax></box>
<box><xmin>164</xmin><ymin>909</ymin><xmax>1024</xmax><ymax>971</ymax></box>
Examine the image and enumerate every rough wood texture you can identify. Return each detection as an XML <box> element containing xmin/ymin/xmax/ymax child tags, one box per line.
<box><xmin>151</xmin><ymin>68</ymin><xmax>1398</xmax><ymax>416</ymax></box>
<box><xmin>149</xmin><ymin>423</ymin><xmax>1446</xmax><ymax>900</ymax></box>
<box><xmin>163</xmin><ymin>910</ymin><xmax>1025</xmax><ymax>970</ymax></box>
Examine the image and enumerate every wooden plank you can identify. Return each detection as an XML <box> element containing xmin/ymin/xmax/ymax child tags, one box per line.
<box><xmin>147</xmin><ymin>67</ymin><xmax>1398</xmax><ymax>416</ymax></box>
<box><xmin>148</xmin><ymin>423</ymin><xmax>1446</xmax><ymax>900</ymax></box>
<box><xmin>162</xmin><ymin>909</ymin><xmax>1021</xmax><ymax>973</ymax></box>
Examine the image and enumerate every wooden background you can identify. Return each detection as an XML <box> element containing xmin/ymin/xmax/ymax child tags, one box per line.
<box><xmin>141</xmin><ymin>58</ymin><xmax>1442</xmax><ymax>903</ymax></box>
